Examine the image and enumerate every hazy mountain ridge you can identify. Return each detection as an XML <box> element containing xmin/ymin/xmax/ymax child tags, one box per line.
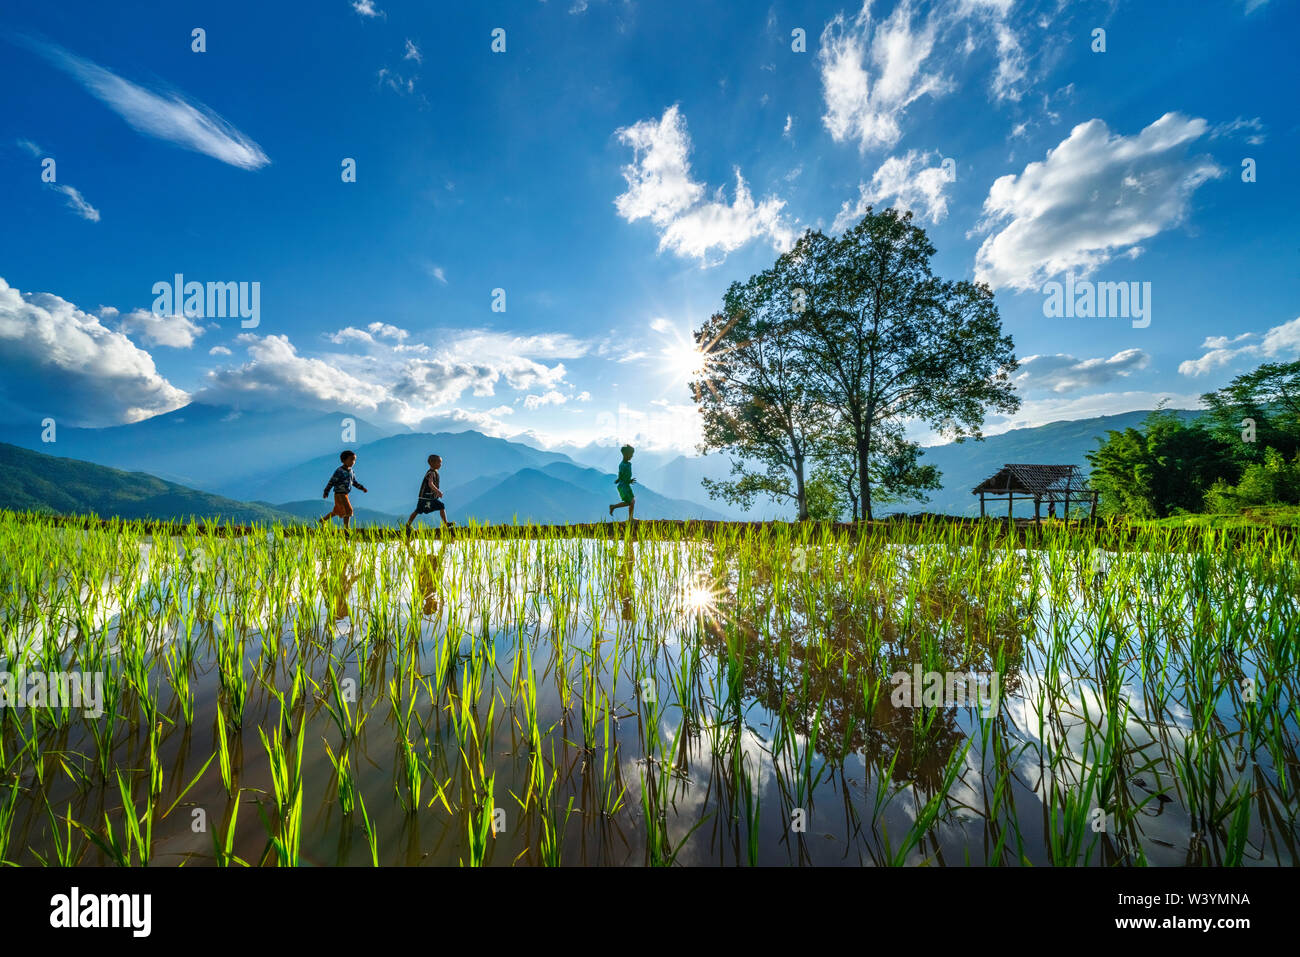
<box><xmin>0</xmin><ymin>403</ymin><xmax>396</xmax><ymax>491</ymax></box>
<box><xmin>458</xmin><ymin>462</ymin><xmax>727</xmax><ymax>524</ymax></box>
<box><xmin>1</xmin><ymin>442</ymin><xmax>302</xmax><ymax>524</ymax></box>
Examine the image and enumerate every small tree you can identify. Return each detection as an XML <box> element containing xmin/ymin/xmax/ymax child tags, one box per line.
<box><xmin>693</xmin><ymin>270</ymin><xmax>822</xmax><ymax>519</ymax></box>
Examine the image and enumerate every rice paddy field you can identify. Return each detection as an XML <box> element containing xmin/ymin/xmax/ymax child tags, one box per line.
<box><xmin>0</xmin><ymin>511</ymin><xmax>1296</xmax><ymax>867</ymax></box>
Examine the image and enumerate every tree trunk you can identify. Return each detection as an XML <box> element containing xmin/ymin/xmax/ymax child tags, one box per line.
<box><xmin>858</xmin><ymin>436</ymin><xmax>872</xmax><ymax>521</ymax></box>
<box><xmin>793</xmin><ymin>451</ymin><xmax>809</xmax><ymax>520</ymax></box>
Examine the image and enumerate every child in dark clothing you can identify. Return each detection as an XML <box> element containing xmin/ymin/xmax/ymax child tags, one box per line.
<box><xmin>406</xmin><ymin>454</ymin><xmax>455</xmax><ymax>530</ymax></box>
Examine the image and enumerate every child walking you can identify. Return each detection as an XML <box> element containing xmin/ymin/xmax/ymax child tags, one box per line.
<box><xmin>609</xmin><ymin>444</ymin><xmax>636</xmax><ymax>521</ymax></box>
<box><xmin>320</xmin><ymin>450</ymin><xmax>368</xmax><ymax>532</ymax></box>
<box><xmin>406</xmin><ymin>454</ymin><xmax>455</xmax><ymax>531</ymax></box>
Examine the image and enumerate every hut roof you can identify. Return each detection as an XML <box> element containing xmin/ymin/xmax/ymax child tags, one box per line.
<box><xmin>971</xmin><ymin>464</ymin><xmax>1092</xmax><ymax>496</ymax></box>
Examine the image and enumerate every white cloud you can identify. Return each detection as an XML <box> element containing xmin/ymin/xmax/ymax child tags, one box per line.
<box><xmin>453</xmin><ymin>331</ymin><xmax>590</xmax><ymax>360</ymax></box>
<box><xmin>97</xmin><ymin>305</ymin><xmax>119</xmax><ymax>320</ymax></box>
<box><xmin>424</xmin><ymin>262</ymin><xmax>448</xmax><ymax>284</ymax></box>
<box><xmin>200</xmin><ymin>333</ymin><xmax>400</xmax><ymax>416</ymax></box>
<box><xmin>198</xmin><ymin>328</ymin><xmax>584</xmax><ymax>427</ymax></box>
<box><xmin>973</xmin><ymin>113</ymin><xmax>1223</xmax><ymax>291</ymax></box>
<box><xmin>209</xmin><ymin>345</ymin><xmax>232</xmax><ymax>356</ymax></box>
<box><xmin>1013</xmin><ymin>349</ymin><xmax>1151</xmax><ymax>394</ymax></box>
<box><xmin>119</xmin><ymin>309</ymin><xmax>205</xmax><ymax>348</ymax></box>
<box><xmin>614</xmin><ymin>106</ymin><xmax>704</xmax><ymax>227</ymax></box>
<box><xmin>16</xmin><ymin>138</ymin><xmax>43</xmax><ymax>156</ymax></box>
<box><xmin>817</xmin><ymin>1</ymin><xmax>948</xmax><ymax>152</ymax></box>
<box><xmin>833</xmin><ymin>150</ymin><xmax>952</xmax><ymax>229</ymax></box>
<box><xmin>352</xmin><ymin>0</ymin><xmax>384</xmax><ymax>18</ymax></box>
<box><xmin>366</xmin><ymin>321</ymin><xmax>408</xmax><ymax>341</ymax></box>
<box><xmin>782</xmin><ymin>115</ymin><xmax>794</xmax><ymax>138</ymax></box>
<box><xmin>403</xmin><ymin>39</ymin><xmax>422</xmax><ymax>62</ymax></box>
<box><xmin>326</xmin><ymin>327</ymin><xmax>376</xmax><ymax>346</ymax></box>
<box><xmin>416</xmin><ymin>407</ymin><xmax>515</xmax><ymax>436</ymax></box>
<box><xmin>1240</xmin><ymin>0</ymin><xmax>1270</xmax><ymax>14</ymax></box>
<box><xmin>22</xmin><ymin>38</ymin><xmax>269</xmax><ymax>170</ymax></box>
<box><xmin>614</xmin><ymin>105</ymin><xmax>794</xmax><ymax>265</ymax></box>
<box><xmin>0</xmin><ymin>277</ymin><xmax>188</xmax><ymax>425</ymax></box>
<box><xmin>1179</xmin><ymin>317</ymin><xmax>1300</xmax><ymax>377</ymax></box>
<box><xmin>576</xmin><ymin>391</ymin><xmax>591</xmax><ymax>402</ymax></box>
<box><xmin>51</xmin><ymin>184</ymin><xmax>101</xmax><ymax>222</ymax></box>
<box><xmin>523</xmin><ymin>390</ymin><xmax>569</xmax><ymax>410</ymax></box>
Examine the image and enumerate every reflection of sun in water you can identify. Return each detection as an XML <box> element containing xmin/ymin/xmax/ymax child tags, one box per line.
<box><xmin>679</xmin><ymin>580</ymin><xmax>720</xmax><ymax>619</ymax></box>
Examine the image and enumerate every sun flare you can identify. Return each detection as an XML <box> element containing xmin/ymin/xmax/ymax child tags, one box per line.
<box><xmin>661</xmin><ymin>335</ymin><xmax>707</xmax><ymax>384</ymax></box>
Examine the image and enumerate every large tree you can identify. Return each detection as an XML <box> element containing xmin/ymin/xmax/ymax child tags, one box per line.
<box><xmin>783</xmin><ymin>211</ymin><xmax>1019</xmax><ymax>519</ymax></box>
<box><xmin>690</xmin><ymin>209</ymin><xmax>1018</xmax><ymax>521</ymax></box>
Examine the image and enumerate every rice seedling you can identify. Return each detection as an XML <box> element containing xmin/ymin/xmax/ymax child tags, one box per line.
<box><xmin>258</xmin><ymin>712</ymin><xmax>306</xmax><ymax>866</ymax></box>
<box><xmin>0</xmin><ymin>510</ymin><xmax>1294</xmax><ymax>866</ymax></box>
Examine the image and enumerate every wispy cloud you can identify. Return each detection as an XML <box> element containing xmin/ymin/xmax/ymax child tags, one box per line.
<box><xmin>817</xmin><ymin>1</ymin><xmax>948</xmax><ymax>152</ymax></box>
<box><xmin>403</xmin><ymin>39</ymin><xmax>422</xmax><ymax>62</ymax></box>
<box><xmin>1209</xmin><ymin>115</ymin><xmax>1266</xmax><ymax>145</ymax></box>
<box><xmin>351</xmin><ymin>0</ymin><xmax>385</xmax><ymax>18</ymax></box>
<box><xmin>16</xmin><ymin>138</ymin><xmax>43</xmax><ymax>157</ymax></box>
<box><xmin>19</xmin><ymin>37</ymin><xmax>269</xmax><ymax>170</ymax></box>
<box><xmin>51</xmin><ymin>184</ymin><xmax>101</xmax><ymax>222</ymax></box>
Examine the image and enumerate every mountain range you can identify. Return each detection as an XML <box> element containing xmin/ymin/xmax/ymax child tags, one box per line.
<box><xmin>1</xmin><ymin>442</ymin><xmax>300</xmax><ymax>524</ymax></box>
<box><xmin>0</xmin><ymin>402</ymin><xmax>1200</xmax><ymax>524</ymax></box>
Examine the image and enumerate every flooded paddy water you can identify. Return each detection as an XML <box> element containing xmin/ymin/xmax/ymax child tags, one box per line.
<box><xmin>1</xmin><ymin>514</ymin><xmax>1296</xmax><ymax>866</ymax></box>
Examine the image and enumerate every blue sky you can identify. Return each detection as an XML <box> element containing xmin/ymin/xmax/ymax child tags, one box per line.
<box><xmin>1</xmin><ymin>0</ymin><xmax>1296</xmax><ymax>452</ymax></box>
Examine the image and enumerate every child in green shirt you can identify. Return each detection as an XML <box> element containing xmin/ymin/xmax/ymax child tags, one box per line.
<box><xmin>609</xmin><ymin>444</ymin><xmax>636</xmax><ymax>521</ymax></box>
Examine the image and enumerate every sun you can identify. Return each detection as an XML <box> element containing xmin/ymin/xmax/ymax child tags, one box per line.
<box><xmin>662</xmin><ymin>334</ymin><xmax>707</xmax><ymax>384</ymax></box>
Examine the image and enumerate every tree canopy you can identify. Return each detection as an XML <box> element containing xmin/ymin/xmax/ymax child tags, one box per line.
<box><xmin>691</xmin><ymin>209</ymin><xmax>1019</xmax><ymax>520</ymax></box>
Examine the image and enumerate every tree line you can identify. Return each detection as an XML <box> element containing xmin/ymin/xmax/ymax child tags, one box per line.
<box><xmin>690</xmin><ymin>208</ymin><xmax>1020</xmax><ymax>521</ymax></box>
<box><xmin>1088</xmin><ymin>360</ymin><xmax>1300</xmax><ymax>519</ymax></box>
